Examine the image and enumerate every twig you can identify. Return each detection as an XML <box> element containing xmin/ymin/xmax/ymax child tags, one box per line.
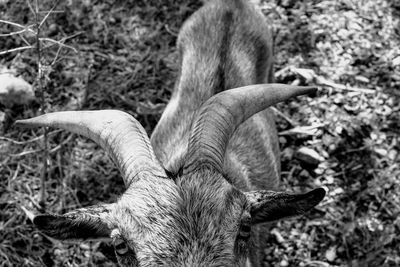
<box><xmin>0</xmin><ymin>24</ymin><xmax>35</xmax><ymax>37</ymax></box>
<box><xmin>279</xmin><ymin>123</ymin><xmax>326</xmax><ymax>136</ymax></box>
<box><xmin>8</xmin><ymin>164</ymin><xmax>20</xmax><ymax>189</ymax></box>
<box><xmin>38</xmin><ymin>0</ymin><xmax>61</xmax><ymax>29</ymax></box>
<box><xmin>0</xmin><ymin>129</ymin><xmax>62</xmax><ymax>144</ymax></box>
<box><xmin>26</xmin><ymin>196</ymin><xmax>43</xmax><ymax>211</ymax></box>
<box><xmin>39</xmin><ymin>10</ymin><xmax>64</xmax><ymax>14</ymax></box>
<box><xmin>316</xmin><ymin>76</ymin><xmax>376</xmax><ymax>94</ymax></box>
<box><xmin>48</xmin><ymin>133</ymin><xmax>75</xmax><ymax>154</ymax></box>
<box><xmin>10</xmin><ymin>149</ymin><xmax>41</xmax><ymax>158</ymax></box>
<box><xmin>0</xmin><ymin>29</ymin><xmax>26</xmax><ymax>37</ymax></box>
<box><xmin>20</xmin><ymin>206</ymin><xmax>35</xmax><ymax>222</ymax></box>
<box><xmin>338</xmin><ymin>145</ymin><xmax>370</xmax><ymax>155</ymax></box>
<box><xmin>19</xmin><ymin>33</ymin><xmax>32</xmax><ymax>46</ymax></box>
<box><xmin>40</xmin><ymin>37</ymin><xmax>78</xmax><ymax>53</ymax></box>
<box><xmin>271</xmin><ymin>107</ymin><xmax>297</xmax><ymax>126</ymax></box>
<box><xmin>165</xmin><ymin>24</ymin><xmax>178</xmax><ymax>36</ymax></box>
<box><xmin>0</xmin><ymin>46</ymin><xmax>33</xmax><ymax>55</ymax></box>
<box><xmin>277</xmin><ymin>66</ymin><xmax>377</xmax><ymax>94</ymax></box>
<box><xmin>41</xmin><ymin>31</ymin><xmax>84</xmax><ymax>52</ymax></box>
<box><xmin>0</xmin><ymin>19</ymin><xmax>35</xmax><ymax>32</ymax></box>
<box><xmin>26</xmin><ymin>0</ymin><xmax>36</xmax><ymax>16</ymax></box>
<box><xmin>34</xmin><ymin>0</ymin><xmax>48</xmax><ymax>212</ymax></box>
<box><xmin>51</xmin><ymin>43</ymin><xmax>64</xmax><ymax>65</ymax></box>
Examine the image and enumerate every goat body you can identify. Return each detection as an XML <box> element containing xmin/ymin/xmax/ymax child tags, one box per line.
<box><xmin>152</xmin><ymin>0</ymin><xmax>279</xmax><ymax>190</ymax></box>
<box><xmin>151</xmin><ymin>0</ymin><xmax>278</xmax><ymax>264</ymax></box>
<box><xmin>16</xmin><ymin>0</ymin><xmax>324</xmax><ymax>266</ymax></box>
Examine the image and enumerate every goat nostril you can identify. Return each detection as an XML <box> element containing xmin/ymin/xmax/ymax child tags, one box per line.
<box><xmin>241</xmin><ymin>225</ymin><xmax>251</xmax><ymax>232</ymax></box>
<box><xmin>239</xmin><ymin>224</ymin><xmax>252</xmax><ymax>240</ymax></box>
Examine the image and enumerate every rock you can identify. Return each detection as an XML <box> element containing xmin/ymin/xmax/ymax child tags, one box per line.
<box><xmin>280</xmin><ymin>259</ymin><xmax>289</xmax><ymax>267</ymax></box>
<box><xmin>295</xmin><ymin>147</ymin><xmax>324</xmax><ymax>165</ymax></box>
<box><xmin>293</xmin><ymin>67</ymin><xmax>316</xmax><ymax>82</ymax></box>
<box><xmin>0</xmin><ymin>68</ymin><xmax>35</xmax><ymax>107</ymax></box>
<box><xmin>299</xmin><ymin>169</ymin><xmax>310</xmax><ymax>179</ymax></box>
<box><xmin>281</xmin><ymin>147</ymin><xmax>294</xmax><ymax>161</ymax></box>
<box><xmin>271</xmin><ymin>228</ymin><xmax>285</xmax><ymax>244</ymax></box>
<box><xmin>325</xmin><ymin>246</ymin><xmax>337</xmax><ymax>262</ymax></box>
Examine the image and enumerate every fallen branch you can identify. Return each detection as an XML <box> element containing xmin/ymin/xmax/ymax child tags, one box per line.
<box><xmin>276</xmin><ymin>66</ymin><xmax>376</xmax><ymax>94</ymax></box>
<box><xmin>279</xmin><ymin>123</ymin><xmax>326</xmax><ymax>136</ymax></box>
<box><xmin>316</xmin><ymin>75</ymin><xmax>376</xmax><ymax>94</ymax></box>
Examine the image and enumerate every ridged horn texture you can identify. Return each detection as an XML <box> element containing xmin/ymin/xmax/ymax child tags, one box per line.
<box><xmin>184</xmin><ymin>84</ymin><xmax>317</xmax><ymax>173</ymax></box>
<box><xmin>15</xmin><ymin>110</ymin><xmax>166</xmax><ymax>187</ymax></box>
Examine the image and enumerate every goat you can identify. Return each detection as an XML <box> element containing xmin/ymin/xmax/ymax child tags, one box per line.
<box><xmin>16</xmin><ymin>0</ymin><xmax>325</xmax><ymax>266</ymax></box>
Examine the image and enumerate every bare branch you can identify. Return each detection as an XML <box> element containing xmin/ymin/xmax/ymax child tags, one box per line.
<box><xmin>10</xmin><ymin>149</ymin><xmax>41</xmax><ymax>158</ymax></box>
<box><xmin>0</xmin><ymin>29</ymin><xmax>26</xmax><ymax>37</ymax></box>
<box><xmin>40</xmin><ymin>37</ymin><xmax>78</xmax><ymax>53</ymax></box>
<box><xmin>51</xmin><ymin>43</ymin><xmax>63</xmax><ymax>65</ymax></box>
<box><xmin>0</xmin><ymin>19</ymin><xmax>27</xmax><ymax>29</ymax></box>
<box><xmin>275</xmin><ymin>66</ymin><xmax>376</xmax><ymax>94</ymax></box>
<box><xmin>41</xmin><ymin>31</ymin><xmax>84</xmax><ymax>52</ymax></box>
<box><xmin>39</xmin><ymin>0</ymin><xmax>61</xmax><ymax>29</ymax></box>
<box><xmin>19</xmin><ymin>33</ymin><xmax>32</xmax><ymax>46</ymax></box>
<box><xmin>271</xmin><ymin>107</ymin><xmax>297</xmax><ymax>126</ymax></box>
<box><xmin>279</xmin><ymin>123</ymin><xmax>327</xmax><ymax>136</ymax></box>
<box><xmin>39</xmin><ymin>10</ymin><xmax>63</xmax><ymax>14</ymax></box>
<box><xmin>316</xmin><ymin>76</ymin><xmax>376</xmax><ymax>94</ymax></box>
<box><xmin>35</xmin><ymin>0</ymin><xmax>39</xmax><ymax>14</ymax></box>
<box><xmin>0</xmin><ymin>20</ymin><xmax>36</xmax><ymax>35</ymax></box>
<box><xmin>34</xmin><ymin>0</ymin><xmax>48</xmax><ymax>212</ymax></box>
<box><xmin>0</xmin><ymin>45</ymin><xmax>33</xmax><ymax>55</ymax></box>
<box><xmin>26</xmin><ymin>0</ymin><xmax>36</xmax><ymax>16</ymax></box>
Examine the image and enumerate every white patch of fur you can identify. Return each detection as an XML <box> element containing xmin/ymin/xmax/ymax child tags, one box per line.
<box><xmin>246</xmin><ymin>257</ymin><xmax>252</xmax><ymax>267</ymax></box>
<box><xmin>111</xmin><ymin>177</ymin><xmax>180</xmax><ymax>265</ymax></box>
<box><xmin>251</xmin><ymin>113</ymin><xmax>279</xmax><ymax>179</ymax></box>
<box><xmin>231</xmin><ymin>47</ymin><xmax>254</xmax><ymax>84</ymax></box>
<box><xmin>167</xmin><ymin>140</ymin><xmax>187</xmax><ymax>167</ymax></box>
<box><xmin>179</xmin><ymin>48</ymin><xmax>197</xmax><ymax>88</ymax></box>
<box><xmin>227</xmin><ymin>151</ymin><xmax>252</xmax><ymax>189</ymax></box>
<box><xmin>158</xmin><ymin>94</ymin><xmax>181</xmax><ymax>126</ymax></box>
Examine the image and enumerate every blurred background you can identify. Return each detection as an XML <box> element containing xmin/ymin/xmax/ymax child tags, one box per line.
<box><xmin>0</xmin><ymin>0</ymin><xmax>399</xmax><ymax>266</ymax></box>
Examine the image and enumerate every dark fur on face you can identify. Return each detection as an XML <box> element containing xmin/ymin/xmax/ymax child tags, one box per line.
<box><xmin>169</xmin><ymin>168</ymin><xmax>249</xmax><ymax>266</ymax></box>
<box><xmin>100</xmin><ymin>168</ymin><xmax>251</xmax><ymax>267</ymax></box>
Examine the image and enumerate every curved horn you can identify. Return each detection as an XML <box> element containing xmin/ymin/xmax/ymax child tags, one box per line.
<box><xmin>184</xmin><ymin>84</ymin><xmax>317</xmax><ymax>173</ymax></box>
<box><xmin>15</xmin><ymin>110</ymin><xmax>166</xmax><ymax>186</ymax></box>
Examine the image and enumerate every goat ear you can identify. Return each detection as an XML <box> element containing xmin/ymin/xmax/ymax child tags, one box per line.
<box><xmin>33</xmin><ymin>204</ymin><xmax>114</xmax><ymax>240</ymax></box>
<box><xmin>245</xmin><ymin>188</ymin><xmax>325</xmax><ymax>224</ymax></box>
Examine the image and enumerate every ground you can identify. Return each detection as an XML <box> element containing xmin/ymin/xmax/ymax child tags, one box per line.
<box><xmin>0</xmin><ymin>0</ymin><xmax>399</xmax><ymax>266</ymax></box>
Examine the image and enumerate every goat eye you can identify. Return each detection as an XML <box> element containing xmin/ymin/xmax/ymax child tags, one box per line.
<box><xmin>114</xmin><ymin>238</ymin><xmax>129</xmax><ymax>256</ymax></box>
<box><xmin>239</xmin><ymin>224</ymin><xmax>251</xmax><ymax>239</ymax></box>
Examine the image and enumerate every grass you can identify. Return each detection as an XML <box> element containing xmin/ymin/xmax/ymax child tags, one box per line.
<box><xmin>0</xmin><ymin>0</ymin><xmax>399</xmax><ymax>266</ymax></box>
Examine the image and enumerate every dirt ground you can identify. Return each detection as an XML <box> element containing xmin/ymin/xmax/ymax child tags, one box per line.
<box><xmin>0</xmin><ymin>0</ymin><xmax>399</xmax><ymax>266</ymax></box>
